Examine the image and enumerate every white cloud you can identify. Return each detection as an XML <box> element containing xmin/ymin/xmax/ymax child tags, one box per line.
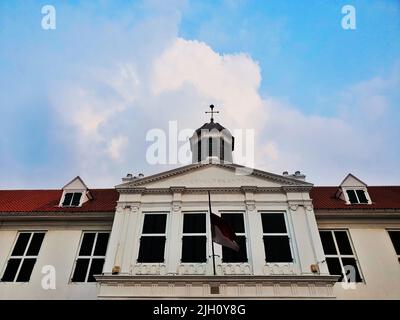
<box><xmin>107</xmin><ymin>135</ymin><xmax>128</xmax><ymax>161</ymax></box>
<box><xmin>49</xmin><ymin>33</ymin><xmax>399</xmax><ymax>186</ymax></box>
<box><xmin>152</xmin><ymin>38</ymin><xmax>266</xmax><ymax>131</ymax></box>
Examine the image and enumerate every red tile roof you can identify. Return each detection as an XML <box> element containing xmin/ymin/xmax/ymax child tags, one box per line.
<box><xmin>311</xmin><ymin>186</ymin><xmax>400</xmax><ymax>210</ymax></box>
<box><xmin>0</xmin><ymin>186</ymin><xmax>399</xmax><ymax>213</ymax></box>
<box><xmin>0</xmin><ymin>189</ymin><xmax>118</xmax><ymax>213</ymax></box>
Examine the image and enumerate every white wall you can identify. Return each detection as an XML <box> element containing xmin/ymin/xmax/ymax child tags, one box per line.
<box><xmin>316</xmin><ymin>221</ymin><xmax>400</xmax><ymax>299</ymax></box>
<box><xmin>0</xmin><ymin>222</ymin><xmax>111</xmax><ymax>300</ymax></box>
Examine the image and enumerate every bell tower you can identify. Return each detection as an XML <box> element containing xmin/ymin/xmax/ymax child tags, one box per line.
<box><xmin>189</xmin><ymin>105</ymin><xmax>234</xmax><ymax>164</ymax></box>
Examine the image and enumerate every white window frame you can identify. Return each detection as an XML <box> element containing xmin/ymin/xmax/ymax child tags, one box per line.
<box><xmin>1</xmin><ymin>231</ymin><xmax>46</xmax><ymax>282</ymax></box>
<box><xmin>70</xmin><ymin>231</ymin><xmax>110</xmax><ymax>283</ymax></box>
<box><xmin>342</xmin><ymin>187</ymin><xmax>371</xmax><ymax>205</ymax></box>
<box><xmin>219</xmin><ymin>211</ymin><xmax>249</xmax><ymax>264</ymax></box>
<box><xmin>180</xmin><ymin>211</ymin><xmax>209</xmax><ymax>264</ymax></box>
<box><xmin>260</xmin><ymin>211</ymin><xmax>295</xmax><ymax>264</ymax></box>
<box><xmin>59</xmin><ymin>191</ymin><xmax>84</xmax><ymax>207</ymax></box>
<box><xmin>387</xmin><ymin>229</ymin><xmax>400</xmax><ymax>263</ymax></box>
<box><xmin>136</xmin><ymin>212</ymin><xmax>169</xmax><ymax>264</ymax></box>
<box><xmin>319</xmin><ymin>229</ymin><xmax>364</xmax><ymax>283</ymax></box>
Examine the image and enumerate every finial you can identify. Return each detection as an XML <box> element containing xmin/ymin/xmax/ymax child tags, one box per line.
<box><xmin>205</xmin><ymin>104</ymin><xmax>219</xmax><ymax>123</ymax></box>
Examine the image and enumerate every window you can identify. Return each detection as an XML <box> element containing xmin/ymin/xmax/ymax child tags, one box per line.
<box><xmin>388</xmin><ymin>230</ymin><xmax>400</xmax><ymax>263</ymax></box>
<box><xmin>197</xmin><ymin>138</ymin><xmax>202</xmax><ymax>162</ymax></box>
<box><xmin>181</xmin><ymin>213</ymin><xmax>207</xmax><ymax>263</ymax></box>
<box><xmin>62</xmin><ymin>192</ymin><xmax>82</xmax><ymax>207</ymax></box>
<box><xmin>1</xmin><ymin>232</ymin><xmax>45</xmax><ymax>282</ymax></box>
<box><xmin>208</xmin><ymin>137</ymin><xmax>213</xmax><ymax>157</ymax></box>
<box><xmin>71</xmin><ymin>232</ymin><xmax>109</xmax><ymax>282</ymax></box>
<box><xmin>221</xmin><ymin>213</ymin><xmax>247</xmax><ymax>263</ymax></box>
<box><xmin>261</xmin><ymin>213</ymin><xmax>293</xmax><ymax>263</ymax></box>
<box><xmin>137</xmin><ymin>214</ymin><xmax>167</xmax><ymax>263</ymax></box>
<box><xmin>220</xmin><ymin>139</ymin><xmax>225</xmax><ymax>161</ymax></box>
<box><xmin>319</xmin><ymin>230</ymin><xmax>363</xmax><ymax>282</ymax></box>
<box><xmin>346</xmin><ymin>189</ymin><xmax>368</xmax><ymax>204</ymax></box>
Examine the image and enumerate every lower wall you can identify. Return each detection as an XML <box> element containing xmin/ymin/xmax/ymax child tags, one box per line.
<box><xmin>318</xmin><ymin>225</ymin><xmax>400</xmax><ymax>299</ymax></box>
<box><xmin>0</xmin><ymin>225</ymin><xmax>109</xmax><ymax>300</ymax></box>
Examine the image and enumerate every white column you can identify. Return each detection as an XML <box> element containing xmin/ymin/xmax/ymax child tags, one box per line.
<box><xmin>120</xmin><ymin>203</ymin><xmax>141</xmax><ymax>273</ymax></box>
<box><xmin>103</xmin><ymin>205</ymin><xmax>125</xmax><ymax>274</ymax></box>
<box><xmin>243</xmin><ymin>190</ymin><xmax>265</xmax><ymax>275</ymax></box>
<box><xmin>288</xmin><ymin>202</ymin><xmax>318</xmax><ymax>275</ymax></box>
<box><xmin>166</xmin><ymin>191</ymin><xmax>182</xmax><ymax>274</ymax></box>
<box><xmin>305</xmin><ymin>205</ymin><xmax>330</xmax><ymax>274</ymax></box>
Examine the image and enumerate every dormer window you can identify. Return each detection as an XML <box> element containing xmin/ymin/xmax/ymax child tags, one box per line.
<box><xmin>338</xmin><ymin>174</ymin><xmax>372</xmax><ymax>205</ymax></box>
<box><xmin>62</xmin><ymin>192</ymin><xmax>82</xmax><ymax>207</ymax></box>
<box><xmin>59</xmin><ymin>176</ymin><xmax>91</xmax><ymax>208</ymax></box>
<box><xmin>346</xmin><ymin>189</ymin><xmax>368</xmax><ymax>204</ymax></box>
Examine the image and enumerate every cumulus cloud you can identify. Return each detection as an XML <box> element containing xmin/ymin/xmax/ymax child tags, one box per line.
<box><xmin>4</xmin><ymin>2</ymin><xmax>397</xmax><ymax>188</ymax></box>
<box><xmin>152</xmin><ymin>38</ymin><xmax>266</xmax><ymax>131</ymax></box>
<box><xmin>49</xmin><ymin>35</ymin><xmax>399</xmax><ymax>186</ymax></box>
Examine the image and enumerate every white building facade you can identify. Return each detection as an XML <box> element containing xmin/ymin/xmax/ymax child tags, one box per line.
<box><xmin>0</xmin><ymin>118</ymin><xmax>399</xmax><ymax>299</ymax></box>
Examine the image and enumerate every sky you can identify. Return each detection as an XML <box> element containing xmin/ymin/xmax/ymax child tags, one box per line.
<box><xmin>0</xmin><ymin>0</ymin><xmax>399</xmax><ymax>189</ymax></box>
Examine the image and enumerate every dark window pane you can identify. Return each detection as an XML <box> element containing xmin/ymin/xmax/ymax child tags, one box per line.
<box><xmin>137</xmin><ymin>236</ymin><xmax>166</xmax><ymax>263</ymax></box>
<box><xmin>197</xmin><ymin>139</ymin><xmax>201</xmax><ymax>162</ymax></box>
<box><xmin>326</xmin><ymin>257</ymin><xmax>343</xmax><ymax>281</ymax></box>
<box><xmin>222</xmin><ymin>236</ymin><xmax>247</xmax><ymax>263</ymax></box>
<box><xmin>263</xmin><ymin>236</ymin><xmax>292</xmax><ymax>262</ymax></box>
<box><xmin>209</xmin><ymin>137</ymin><xmax>212</xmax><ymax>157</ymax></box>
<box><xmin>62</xmin><ymin>193</ymin><xmax>73</xmax><ymax>206</ymax></box>
<box><xmin>16</xmin><ymin>258</ymin><xmax>36</xmax><ymax>282</ymax></box>
<box><xmin>334</xmin><ymin>231</ymin><xmax>353</xmax><ymax>255</ymax></box>
<box><xmin>346</xmin><ymin>190</ymin><xmax>358</xmax><ymax>204</ymax></box>
<box><xmin>356</xmin><ymin>190</ymin><xmax>368</xmax><ymax>204</ymax></box>
<box><xmin>388</xmin><ymin>231</ymin><xmax>400</xmax><ymax>255</ymax></box>
<box><xmin>342</xmin><ymin>257</ymin><xmax>363</xmax><ymax>282</ymax></box>
<box><xmin>221</xmin><ymin>214</ymin><xmax>244</xmax><ymax>233</ymax></box>
<box><xmin>71</xmin><ymin>193</ymin><xmax>82</xmax><ymax>206</ymax></box>
<box><xmin>94</xmin><ymin>233</ymin><xmax>109</xmax><ymax>256</ymax></box>
<box><xmin>87</xmin><ymin>258</ymin><xmax>105</xmax><ymax>282</ymax></box>
<box><xmin>261</xmin><ymin>213</ymin><xmax>287</xmax><ymax>233</ymax></box>
<box><xmin>1</xmin><ymin>258</ymin><xmax>21</xmax><ymax>282</ymax></box>
<box><xmin>79</xmin><ymin>233</ymin><xmax>96</xmax><ymax>256</ymax></box>
<box><xmin>319</xmin><ymin>231</ymin><xmax>337</xmax><ymax>255</ymax></box>
<box><xmin>181</xmin><ymin>236</ymin><xmax>207</xmax><ymax>263</ymax></box>
<box><xmin>142</xmin><ymin>214</ymin><xmax>167</xmax><ymax>234</ymax></box>
<box><xmin>71</xmin><ymin>258</ymin><xmax>90</xmax><ymax>282</ymax></box>
<box><xmin>183</xmin><ymin>214</ymin><xmax>206</xmax><ymax>234</ymax></box>
<box><xmin>11</xmin><ymin>233</ymin><xmax>31</xmax><ymax>256</ymax></box>
<box><xmin>220</xmin><ymin>139</ymin><xmax>225</xmax><ymax>161</ymax></box>
<box><xmin>26</xmin><ymin>233</ymin><xmax>45</xmax><ymax>256</ymax></box>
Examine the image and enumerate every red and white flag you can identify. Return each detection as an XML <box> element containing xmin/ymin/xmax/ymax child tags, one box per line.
<box><xmin>210</xmin><ymin>213</ymin><xmax>240</xmax><ymax>251</ymax></box>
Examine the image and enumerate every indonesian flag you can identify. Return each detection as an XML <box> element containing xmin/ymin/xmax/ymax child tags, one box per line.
<box><xmin>210</xmin><ymin>213</ymin><xmax>240</xmax><ymax>251</ymax></box>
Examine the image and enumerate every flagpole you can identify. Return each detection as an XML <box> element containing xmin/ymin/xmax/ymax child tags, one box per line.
<box><xmin>208</xmin><ymin>190</ymin><xmax>217</xmax><ymax>276</ymax></box>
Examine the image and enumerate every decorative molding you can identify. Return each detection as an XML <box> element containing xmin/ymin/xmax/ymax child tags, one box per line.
<box><xmin>282</xmin><ymin>185</ymin><xmax>313</xmax><ymax>193</ymax></box>
<box><xmin>220</xmin><ymin>263</ymin><xmax>252</xmax><ymax>275</ymax></box>
<box><xmin>177</xmin><ymin>263</ymin><xmax>207</xmax><ymax>275</ymax></box>
<box><xmin>131</xmin><ymin>264</ymin><xmax>167</xmax><ymax>275</ymax></box>
<box><xmin>263</xmin><ymin>263</ymin><xmax>296</xmax><ymax>275</ymax></box>
<box><xmin>96</xmin><ymin>274</ymin><xmax>338</xmax><ymax>298</ymax></box>
<box><xmin>170</xmin><ymin>186</ymin><xmax>186</xmax><ymax>193</ymax></box>
<box><xmin>172</xmin><ymin>201</ymin><xmax>181</xmax><ymax>212</ymax></box>
<box><xmin>245</xmin><ymin>200</ymin><xmax>256</xmax><ymax>212</ymax></box>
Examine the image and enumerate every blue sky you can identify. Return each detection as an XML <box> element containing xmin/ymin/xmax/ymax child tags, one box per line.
<box><xmin>0</xmin><ymin>0</ymin><xmax>399</xmax><ymax>188</ymax></box>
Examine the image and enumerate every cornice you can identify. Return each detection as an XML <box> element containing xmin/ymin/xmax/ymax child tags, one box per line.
<box><xmin>116</xmin><ymin>162</ymin><xmax>313</xmax><ymax>189</ymax></box>
<box><xmin>96</xmin><ymin>274</ymin><xmax>338</xmax><ymax>285</ymax></box>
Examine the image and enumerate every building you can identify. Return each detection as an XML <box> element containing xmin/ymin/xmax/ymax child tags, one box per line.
<box><xmin>0</xmin><ymin>112</ymin><xmax>399</xmax><ymax>299</ymax></box>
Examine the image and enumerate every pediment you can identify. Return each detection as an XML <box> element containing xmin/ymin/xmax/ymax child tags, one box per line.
<box><xmin>116</xmin><ymin>163</ymin><xmax>312</xmax><ymax>190</ymax></box>
<box><xmin>62</xmin><ymin>176</ymin><xmax>88</xmax><ymax>191</ymax></box>
<box><xmin>340</xmin><ymin>173</ymin><xmax>367</xmax><ymax>187</ymax></box>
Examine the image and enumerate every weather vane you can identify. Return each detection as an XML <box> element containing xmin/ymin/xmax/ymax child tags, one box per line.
<box><xmin>205</xmin><ymin>104</ymin><xmax>219</xmax><ymax>123</ymax></box>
